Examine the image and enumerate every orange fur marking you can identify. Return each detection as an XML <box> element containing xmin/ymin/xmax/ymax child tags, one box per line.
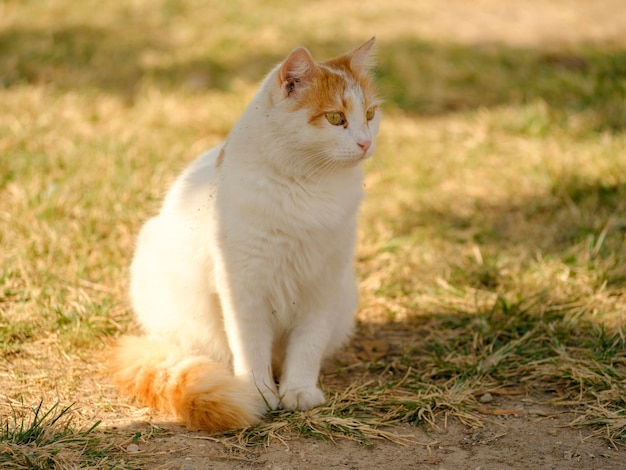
<box><xmin>109</xmin><ymin>336</ymin><xmax>262</xmax><ymax>432</ymax></box>
<box><xmin>294</xmin><ymin>55</ymin><xmax>378</xmax><ymax>128</ymax></box>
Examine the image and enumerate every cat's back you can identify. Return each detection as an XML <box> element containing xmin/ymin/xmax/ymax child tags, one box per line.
<box><xmin>160</xmin><ymin>144</ymin><xmax>224</xmax><ymax>218</ymax></box>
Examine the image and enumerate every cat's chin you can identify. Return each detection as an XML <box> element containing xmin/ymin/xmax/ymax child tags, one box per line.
<box><xmin>343</xmin><ymin>154</ymin><xmax>371</xmax><ymax>167</ymax></box>
<box><xmin>329</xmin><ymin>152</ymin><xmax>371</xmax><ymax>168</ymax></box>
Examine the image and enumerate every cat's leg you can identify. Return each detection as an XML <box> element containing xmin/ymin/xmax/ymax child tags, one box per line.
<box><xmin>278</xmin><ymin>273</ymin><xmax>357</xmax><ymax>410</ymax></box>
<box><xmin>277</xmin><ymin>315</ymin><xmax>330</xmax><ymax>409</ymax></box>
<box><xmin>214</xmin><ymin>270</ymin><xmax>280</xmax><ymax>410</ymax></box>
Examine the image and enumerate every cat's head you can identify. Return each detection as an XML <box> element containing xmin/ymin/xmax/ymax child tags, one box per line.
<box><xmin>268</xmin><ymin>38</ymin><xmax>380</xmax><ymax>176</ymax></box>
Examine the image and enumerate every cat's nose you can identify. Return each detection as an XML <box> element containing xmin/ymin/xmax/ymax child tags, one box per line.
<box><xmin>357</xmin><ymin>140</ymin><xmax>371</xmax><ymax>153</ymax></box>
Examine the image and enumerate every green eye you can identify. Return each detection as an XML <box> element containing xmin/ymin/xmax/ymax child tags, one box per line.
<box><xmin>325</xmin><ymin>112</ymin><xmax>345</xmax><ymax>126</ymax></box>
<box><xmin>366</xmin><ymin>106</ymin><xmax>376</xmax><ymax>121</ymax></box>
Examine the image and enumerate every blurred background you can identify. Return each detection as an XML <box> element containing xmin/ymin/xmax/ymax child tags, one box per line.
<box><xmin>2</xmin><ymin>0</ymin><xmax>625</xmax><ymax>125</ymax></box>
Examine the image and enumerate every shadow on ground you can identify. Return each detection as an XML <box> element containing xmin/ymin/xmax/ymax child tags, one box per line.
<box><xmin>394</xmin><ymin>179</ymin><xmax>626</xmax><ymax>280</ymax></box>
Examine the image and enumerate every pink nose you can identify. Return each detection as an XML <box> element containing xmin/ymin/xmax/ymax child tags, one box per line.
<box><xmin>357</xmin><ymin>140</ymin><xmax>371</xmax><ymax>153</ymax></box>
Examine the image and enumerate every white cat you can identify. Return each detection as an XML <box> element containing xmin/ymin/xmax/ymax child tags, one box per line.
<box><xmin>111</xmin><ymin>38</ymin><xmax>380</xmax><ymax>431</ymax></box>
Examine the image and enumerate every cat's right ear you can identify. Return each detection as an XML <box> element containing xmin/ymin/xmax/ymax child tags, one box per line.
<box><xmin>278</xmin><ymin>47</ymin><xmax>317</xmax><ymax>99</ymax></box>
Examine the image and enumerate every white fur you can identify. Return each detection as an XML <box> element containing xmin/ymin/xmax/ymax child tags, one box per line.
<box><xmin>130</xmin><ymin>44</ymin><xmax>380</xmax><ymax>412</ymax></box>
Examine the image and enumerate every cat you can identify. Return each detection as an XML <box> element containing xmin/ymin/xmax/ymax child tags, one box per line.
<box><xmin>111</xmin><ymin>38</ymin><xmax>381</xmax><ymax>432</ymax></box>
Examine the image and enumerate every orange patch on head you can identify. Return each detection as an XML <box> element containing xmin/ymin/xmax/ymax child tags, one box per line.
<box><xmin>293</xmin><ymin>55</ymin><xmax>377</xmax><ymax>127</ymax></box>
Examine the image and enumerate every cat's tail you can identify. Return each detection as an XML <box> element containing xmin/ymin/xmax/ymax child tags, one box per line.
<box><xmin>109</xmin><ymin>336</ymin><xmax>264</xmax><ymax>431</ymax></box>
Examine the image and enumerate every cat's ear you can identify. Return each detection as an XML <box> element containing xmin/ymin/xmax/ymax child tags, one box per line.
<box><xmin>279</xmin><ymin>47</ymin><xmax>317</xmax><ymax>98</ymax></box>
<box><xmin>348</xmin><ymin>37</ymin><xmax>377</xmax><ymax>71</ymax></box>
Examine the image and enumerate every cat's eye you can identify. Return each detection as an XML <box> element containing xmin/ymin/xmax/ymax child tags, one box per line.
<box><xmin>366</xmin><ymin>106</ymin><xmax>376</xmax><ymax>121</ymax></box>
<box><xmin>325</xmin><ymin>112</ymin><xmax>345</xmax><ymax>126</ymax></box>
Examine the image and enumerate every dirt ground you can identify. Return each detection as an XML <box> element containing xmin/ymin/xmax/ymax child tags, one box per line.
<box><xmin>107</xmin><ymin>395</ymin><xmax>622</xmax><ymax>469</ymax></box>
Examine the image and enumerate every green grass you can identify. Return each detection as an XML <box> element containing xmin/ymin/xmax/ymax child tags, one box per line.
<box><xmin>0</xmin><ymin>401</ymin><xmax>119</xmax><ymax>469</ymax></box>
<box><xmin>1</xmin><ymin>0</ymin><xmax>626</xmax><ymax>467</ymax></box>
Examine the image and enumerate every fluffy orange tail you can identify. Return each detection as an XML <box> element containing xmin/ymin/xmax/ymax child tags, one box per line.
<box><xmin>110</xmin><ymin>336</ymin><xmax>263</xmax><ymax>431</ymax></box>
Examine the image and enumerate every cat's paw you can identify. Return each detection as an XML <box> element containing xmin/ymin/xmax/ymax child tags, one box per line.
<box><xmin>280</xmin><ymin>386</ymin><xmax>326</xmax><ymax>410</ymax></box>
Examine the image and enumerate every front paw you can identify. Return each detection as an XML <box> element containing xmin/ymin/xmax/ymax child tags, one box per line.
<box><xmin>280</xmin><ymin>386</ymin><xmax>326</xmax><ymax>410</ymax></box>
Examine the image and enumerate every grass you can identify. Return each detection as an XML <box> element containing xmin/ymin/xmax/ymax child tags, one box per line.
<box><xmin>1</xmin><ymin>0</ymin><xmax>626</xmax><ymax>467</ymax></box>
<box><xmin>0</xmin><ymin>401</ymin><xmax>116</xmax><ymax>469</ymax></box>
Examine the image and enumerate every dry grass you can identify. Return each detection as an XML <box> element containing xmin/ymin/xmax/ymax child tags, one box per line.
<box><xmin>2</xmin><ymin>0</ymin><xmax>626</xmax><ymax>467</ymax></box>
<box><xmin>0</xmin><ymin>400</ymin><xmax>114</xmax><ymax>469</ymax></box>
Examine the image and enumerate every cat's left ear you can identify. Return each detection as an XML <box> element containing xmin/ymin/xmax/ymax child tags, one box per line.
<box><xmin>348</xmin><ymin>37</ymin><xmax>377</xmax><ymax>71</ymax></box>
<box><xmin>279</xmin><ymin>47</ymin><xmax>317</xmax><ymax>98</ymax></box>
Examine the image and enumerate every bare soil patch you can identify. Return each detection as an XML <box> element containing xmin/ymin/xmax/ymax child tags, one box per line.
<box><xmin>106</xmin><ymin>396</ymin><xmax>622</xmax><ymax>469</ymax></box>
